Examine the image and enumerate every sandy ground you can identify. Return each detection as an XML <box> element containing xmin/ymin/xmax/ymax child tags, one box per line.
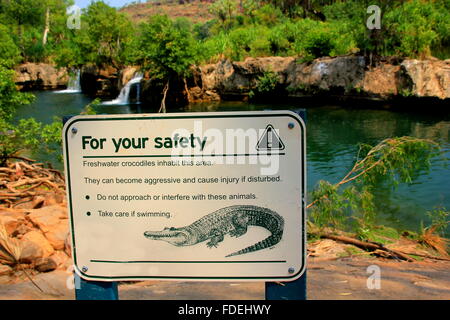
<box><xmin>1</xmin><ymin>256</ymin><xmax>449</xmax><ymax>300</ymax></box>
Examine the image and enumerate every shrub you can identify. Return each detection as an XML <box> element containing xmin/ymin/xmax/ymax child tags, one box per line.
<box><xmin>292</xmin><ymin>19</ymin><xmax>357</xmax><ymax>60</ymax></box>
<box><xmin>249</xmin><ymin>70</ymin><xmax>280</xmax><ymax>99</ymax></box>
<box><xmin>384</xmin><ymin>0</ymin><xmax>442</xmax><ymax>58</ymax></box>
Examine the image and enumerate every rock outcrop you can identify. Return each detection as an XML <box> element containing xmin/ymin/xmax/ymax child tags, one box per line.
<box><xmin>400</xmin><ymin>59</ymin><xmax>450</xmax><ymax>99</ymax></box>
<box><xmin>190</xmin><ymin>55</ymin><xmax>450</xmax><ymax>102</ymax></box>
<box><xmin>0</xmin><ymin>161</ymin><xmax>71</xmax><ymax>275</ymax></box>
<box><xmin>80</xmin><ymin>64</ymin><xmax>119</xmax><ymax>96</ymax></box>
<box><xmin>14</xmin><ymin>63</ymin><xmax>68</xmax><ymax>90</ymax></box>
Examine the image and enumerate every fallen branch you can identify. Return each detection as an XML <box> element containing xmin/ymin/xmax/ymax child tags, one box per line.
<box><xmin>322</xmin><ymin>233</ymin><xmax>414</xmax><ymax>262</ymax></box>
<box><xmin>396</xmin><ymin>251</ymin><xmax>450</xmax><ymax>261</ymax></box>
<box><xmin>6</xmin><ymin>156</ymin><xmax>37</xmax><ymax>163</ymax></box>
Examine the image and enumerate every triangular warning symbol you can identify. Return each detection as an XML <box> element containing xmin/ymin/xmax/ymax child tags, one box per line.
<box><xmin>256</xmin><ymin>125</ymin><xmax>285</xmax><ymax>151</ymax></box>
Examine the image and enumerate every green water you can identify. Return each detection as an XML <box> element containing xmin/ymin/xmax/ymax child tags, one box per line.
<box><xmin>15</xmin><ymin>92</ymin><xmax>450</xmax><ymax>235</ymax></box>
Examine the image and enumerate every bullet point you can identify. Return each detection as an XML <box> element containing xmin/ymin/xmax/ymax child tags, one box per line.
<box><xmin>85</xmin><ymin>195</ymin><xmax>90</xmax><ymax>200</ymax></box>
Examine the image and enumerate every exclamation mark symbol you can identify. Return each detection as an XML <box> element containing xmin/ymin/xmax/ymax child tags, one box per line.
<box><xmin>267</xmin><ymin>127</ymin><xmax>272</xmax><ymax>149</ymax></box>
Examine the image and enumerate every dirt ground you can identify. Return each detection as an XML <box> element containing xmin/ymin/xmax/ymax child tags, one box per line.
<box><xmin>1</xmin><ymin>255</ymin><xmax>449</xmax><ymax>300</ymax></box>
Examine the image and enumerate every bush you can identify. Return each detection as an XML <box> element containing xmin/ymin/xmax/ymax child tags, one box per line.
<box><xmin>292</xmin><ymin>19</ymin><xmax>356</xmax><ymax>60</ymax></box>
<box><xmin>249</xmin><ymin>70</ymin><xmax>280</xmax><ymax>99</ymax></box>
<box><xmin>268</xmin><ymin>23</ymin><xmax>295</xmax><ymax>56</ymax></box>
<box><xmin>384</xmin><ymin>0</ymin><xmax>445</xmax><ymax>58</ymax></box>
<box><xmin>323</xmin><ymin>0</ymin><xmax>450</xmax><ymax>59</ymax></box>
<box><xmin>253</xmin><ymin>4</ymin><xmax>284</xmax><ymax>27</ymax></box>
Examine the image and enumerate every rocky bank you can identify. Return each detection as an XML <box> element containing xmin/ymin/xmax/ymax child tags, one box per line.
<box><xmin>191</xmin><ymin>55</ymin><xmax>450</xmax><ymax>103</ymax></box>
<box><xmin>14</xmin><ymin>55</ymin><xmax>450</xmax><ymax>105</ymax></box>
<box><xmin>14</xmin><ymin>63</ymin><xmax>69</xmax><ymax>91</ymax></box>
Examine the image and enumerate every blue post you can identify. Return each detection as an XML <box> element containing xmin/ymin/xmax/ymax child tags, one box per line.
<box><xmin>265</xmin><ymin>272</ymin><xmax>307</xmax><ymax>300</ymax></box>
<box><xmin>266</xmin><ymin>108</ymin><xmax>307</xmax><ymax>300</ymax></box>
<box><xmin>74</xmin><ymin>274</ymin><xmax>119</xmax><ymax>300</ymax></box>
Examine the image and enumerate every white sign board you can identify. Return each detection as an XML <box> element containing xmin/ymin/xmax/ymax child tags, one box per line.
<box><xmin>63</xmin><ymin>111</ymin><xmax>306</xmax><ymax>281</ymax></box>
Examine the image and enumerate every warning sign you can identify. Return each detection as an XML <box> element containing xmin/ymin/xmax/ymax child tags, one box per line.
<box><xmin>62</xmin><ymin>111</ymin><xmax>306</xmax><ymax>281</ymax></box>
<box><xmin>256</xmin><ymin>124</ymin><xmax>285</xmax><ymax>151</ymax></box>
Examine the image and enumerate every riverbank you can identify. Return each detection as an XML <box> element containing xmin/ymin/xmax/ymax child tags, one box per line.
<box><xmin>14</xmin><ymin>55</ymin><xmax>450</xmax><ymax>110</ymax></box>
<box><xmin>0</xmin><ymin>159</ymin><xmax>449</xmax><ymax>299</ymax></box>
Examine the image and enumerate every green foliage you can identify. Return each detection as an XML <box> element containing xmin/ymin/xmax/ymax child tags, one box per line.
<box><xmin>52</xmin><ymin>38</ymin><xmax>84</xmax><ymax>69</ymax></box>
<box><xmin>137</xmin><ymin>15</ymin><xmax>200</xmax><ymax>79</ymax></box>
<box><xmin>0</xmin><ymin>117</ymin><xmax>64</xmax><ymax>165</ymax></box>
<box><xmin>265</xmin><ymin>0</ymin><xmax>304</xmax><ymax>18</ymax></box>
<box><xmin>383</xmin><ymin>0</ymin><xmax>448</xmax><ymax>58</ymax></box>
<box><xmin>310</xmin><ymin>180</ymin><xmax>349</xmax><ymax>230</ymax></box>
<box><xmin>200</xmin><ymin>16</ymin><xmax>357</xmax><ymax>62</ymax></box>
<box><xmin>226</xmin><ymin>26</ymin><xmax>271</xmax><ymax>60</ymax></box>
<box><xmin>249</xmin><ymin>70</ymin><xmax>280</xmax><ymax>99</ymax></box>
<box><xmin>2</xmin><ymin>0</ymin><xmax>449</xmax><ymax>68</ymax></box>
<box><xmin>0</xmin><ymin>25</ymin><xmax>21</xmax><ymax>68</ymax></box>
<box><xmin>0</xmin><ymin>65</ymin><xmax>35</xmax><ymax>164</ymax></box>
<box><xmin>253</xmin><ymin>4</ymin><xmax>284</xmax><ymax>26</ymax></box>
<box><xmin>355</xmin><ymin>137</ymin><xmax>440</xmax><ymax>187</ymax></box>
<box><xmin>308</xmin><ymin>137</ymin><xmax>441</xmax><ymax>236</ymax></box>
<box><xmin>208</xmin><ymin>0</ymin><xmax>237</xmax><ymax>30</ymax></box>
<box><xmin>80</xmin><ymin>98</ymin><xmax>100</xmax><ymax>115</ymax></box>
<box><xmin>40</xmin><ymin>118</ymin><xmax>63</xmax><ymax>162</ymax></box>
<box><xmin>358</xmin><ymin>225</ymin><xmax>400</xmax><ymax>245</ymax></box>
<box><xmin>0</xmin><ymin>66</ymin><xmax>34</xmax><ymax>121</ymax></box>
<box><xmin>0</xmin><ymin>118</ymin><xmax>41</xmax><ymax>165</ymax></box>
<box><xmin>75</xmin><ymin>1</ymin><xmax>135</xmax><ymax>67</ymax></box>
<box><xmin>323</xmin><ymin>0</ymin><xmax>450</xmax><ymax>58</ymax></box>
<box><xmin>0</xmin><ymin>0</ymin><xmax>75</xmax><ymax>64</ymax></box>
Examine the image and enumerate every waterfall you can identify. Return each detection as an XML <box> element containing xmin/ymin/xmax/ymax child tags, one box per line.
<box><xmin>102</xmin><ymin>72</ymin><xmax>143</xmax><ymax>105</ymax></box>
<box><xmin>55</xmin><ymin>69</ymin><xmax>81</xmax><ymax>93</ymax></box>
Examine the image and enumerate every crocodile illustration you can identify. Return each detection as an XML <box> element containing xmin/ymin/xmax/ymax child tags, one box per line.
<box><xmin>143</xmin><ymin>205</ymin><xmax>284</xmax><ymax>257</ymax></box>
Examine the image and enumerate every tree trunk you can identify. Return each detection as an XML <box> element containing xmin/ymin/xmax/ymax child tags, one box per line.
<box><xmin>159</xmin><ymin>80</ymin><xmax>170</xmax><ymax>113</ymax></box>
<box><xmin>42</xmin><ymin>7</ymin><xmax>50</xmax><ymax>46</ymax></box>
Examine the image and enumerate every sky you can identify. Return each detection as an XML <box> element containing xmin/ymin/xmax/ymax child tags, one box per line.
<box><xmin>74</xmin><ymin>0</ymin><xmax>141</xmax><ymax>9</ymax></box>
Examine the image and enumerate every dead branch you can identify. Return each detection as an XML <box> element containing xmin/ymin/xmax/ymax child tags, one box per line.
<box><xmin>6</xmin><ymin>156</ymin><xmax>36</xmax><ymax>163</ymax></box>
<box><xmin>322</xmin><ymin>233</ymin><xmax>414</xmax><ymax>262</ymax></box>
<box><xmin>395</xmin><ymin>251</ymin><xmax>450</xmax><ymax>261</ymax></box>
<box><xmin>0</xmin><ymin>160</ymin><xmax>65</xmax><ymax>208</ymax></box>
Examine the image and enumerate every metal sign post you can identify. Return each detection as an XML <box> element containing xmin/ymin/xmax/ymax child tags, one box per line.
<box><xmin>75</xmin><ymin>273</ymin><xmax>119</xmax><ymax>300</ymax></box>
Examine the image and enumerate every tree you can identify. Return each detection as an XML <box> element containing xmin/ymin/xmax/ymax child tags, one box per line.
<box><xmin>0</xmin><ymin>65</ymin><xmax>35</xmax><ymax>164</ymax></box>
<box><xmin>41</xmin><ymin>0</ymin><xmax>73</xmax><ymax>46</ymax></box>
<box><xmin>0</xmin><ymin>0</ymin><xmax>45</xmax><ymax>61</ymax></box>
<box><xmin>0</xmin><ymin>24</ymin><xmax>21</xmax><ymax>68</ymax></box>
<box><xmin>308</xmin><ymin>136</ymin><xmax>440</xmax><ymax>239</ymax></box>
<box><xmin>137</xmin><ymin>15</ymin><xmax>200</xmax><ymax>112</ymax></box>
<box><xmin>76</xmin><ymin>1</ymin><xmax>135</xmax><ymax>68</ymax></box>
